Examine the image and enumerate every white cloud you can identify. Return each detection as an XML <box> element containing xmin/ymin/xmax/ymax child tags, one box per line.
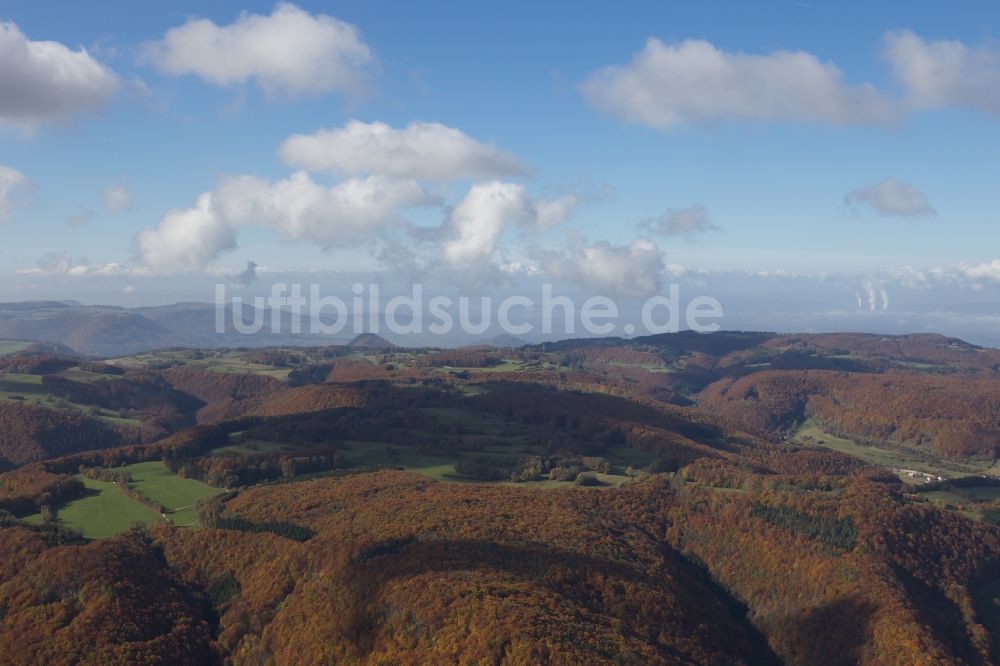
<box><xmin>35</xmin><ymin>250</ymin><xmax>73</xmax><ymax>275</ymax></box>
<box><xmin>641</xmin><ymin>204</ymin><xmax>717</xmax><ymax>236</ymax></box>
<box><xmin>543</xmin><ymin>238</ymin><xmax>666</xmax><ymax>297</ymax></box>
<box><xmin>443</xmin><ymin>182</ymin><xmax>575</xmax><ymax>266</ymax></box>
<box><xmin>444</xmin><ymin>182</ymin><xmax>533</xmax><ymax>265</ymax></box>
<box><xmin>136</xmin><ymin>172</ymin><xmax>434</xmax><ymax>271</ymax></box>
<box><xmin>280</xmin><ymin>120</ymin><xmax>525</xmax><ymax>181</ymax></box>
<box><xmin>581</xmin><ymin>37</ymin><xmax>895</xmax><ymax>129</ymax></box>
<box><xmin>885</xmin><ymin>30</ymin><xmax>1000</xmax><ymax>114</ymax></box>
<box><xmin>0</xmin><ymin>20</ymin><xmax>120</xmax><ymax>129</ymax></box>
<box><xmin>0</xmin><ymin>165</ymin><xmax>32</xmax><ymax>222</ymax></box>
<box><xmin>18</xmin><ymin>250</ymin><xmax>136</xmax><ymax>277</ymax></box>
<box><xmin>844</xmin><ymin>178</ymin><xmax>935</xmax><ymax>217</ymax></box>
<box><xmin>102</xmin><ymin>185</ymin><xmax>135</xmax><ymax>212</ymax></box>
<box><xmin>142</xmin><ymin>3</ymin><xmax>372</xmax><ymax>98</ymax></box>
<box><xmin>534</xmin><ymin>196</ymin><xmax>577</xmax><ymax>230</ymax></box>
<box><xmin>216</xmin><ymin>172</ymin><xmax>433</xmax><ymax>247</ymax></box>
<box><xmin>135</xmin><ymin>192</ymin><xmax>238</xmax><ymax>272</ymax></box>
<box><xmin>961</xmin><ymin>260</ymin><xmax>1000</xmax><ymax>282</ymax></box>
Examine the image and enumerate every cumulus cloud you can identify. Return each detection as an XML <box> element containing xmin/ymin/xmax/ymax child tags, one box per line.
<box><xmin>0</xmin><ymin>165</ymin><xmax>33</xmax><ymax>222</ymax></box>
<box><xmin>846</xmin><ymin>261</ymin><xmax>1000</xmax><ymax>295</ymax></box>
<box><xmin>18</xmin><ymin>250</ymin><xmax>135</xmax><ymax>277</ymax></box>
<box><xmin>444</xmin><ymin>182</ymin><xmax>533</xmax><ymax>265</ymax></box>
<box><xmin>135</xmin><ymin>192</ymin><xmax>238</xmax><ymax>272</ymax></box>
<box><xmin>543</xmin><ymin>238</ymin><xmax>666</xmax><ymax>297</ymax></box>
<box><xmin>641</xmin><ymin>204</ymin><xmax>717</xmax><ymax>237</ymax></box>
<box><xmin>885</xmin><ymin>30</ymin><xmax>1000</xmax><ymax>115</ymax></box>
<box><xmin>844</xmin><ymin>178</ymin><xmax>935</xmax><ymax>217</ymax></box>
<box><xmin>534</xmin><ymin>196</ymin><xmax>577</xmax><ymax>230</ymax></box>
<box><xmin>581</xmin><ymin>37</ymin><xmax>895</xmax><ymax>129</ymax></box>
<box><xmin>280</xmin><ymin>120</ymin><xmax>525</xmax><ymax>181</ymax></box>
<box><xmin>35</xmin><ymin>250</ymin><xmax>73</xmax><ymax>275</ymax></box>
<box><xmin>142</xmin><ymin>3</ymin><xmax>373</xmax><ymax>98</ymax></box>
<box><xmin>959</xmin><ymin>260</ymin><xmax>1000</xmax><ymax>282</ymax></box>
<box><xmin>136</xmin><ymin>172</ymin><xmax>434</xmax><ymax>271</ymax></box>
<box><xmin>215</xmin><ymin>172</ymin><xmax>433</xmax><ymax>246</ymax></box>
<box><xmin>102</xmin><ymin>185</ymin><xmax>135</xmax><ymax>212</ymax></box>
<box><xmin>443</xmin><ymin>182</ymin><xmax>575</xmax><ymax>266</ymax></box>
<box><xmin>0</xmin><ymin>20</ymin><xmax>120</xmax><ymax>129</ymax></box>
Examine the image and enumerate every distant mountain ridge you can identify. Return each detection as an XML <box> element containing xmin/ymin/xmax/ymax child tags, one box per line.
<box><xmin>346</xmin><ymin>333</ymin><xmax>395</xmax><ymax>349</ymax></box>
<box><xmin>0</xmin><ymin>301</ymin><xmax>356</xmax><ymax>357</ymax></box>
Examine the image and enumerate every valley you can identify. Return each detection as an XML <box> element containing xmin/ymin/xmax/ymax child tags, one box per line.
<box><xmin>3</xmin><ymin>330</ymin><xmax>1000</xmax><ymax>663</ymax></box>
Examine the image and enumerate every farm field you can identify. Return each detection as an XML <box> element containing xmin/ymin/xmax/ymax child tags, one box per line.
<box><xmin>337</xmin><ymin>400</ymin><xmax>648</xmax><ymax>487</ymax></box>
<box><xmin>0</xmin><ymin>370</ymin><xmax>142</xmax><ymax>427</ymax></box>
<box><xmin>0</xmin><ymin>372</ymin><xmax>45</xmax><ymax>402</ymax></box>
<box><xmin>116</xmin><ymin>461</ymin><xmax>223</xmax><ymax>526</ymax></box>
<box><xmin>214</xmin><ymin>405</ymin><xmax>652</xmax><ymax>487</ymax></box>
<box><xmin>793</xmin><ymin>419</ymin><xmax>997</xmax><ymax>482</ymax></box>
<box><xmin>0</xmin><ymin>341</ymin><xmax>32</xmax><ymax>356</ymax></box>
<box><xmin>438</xmin><ymin>359</ymin><xmax>557</xmax><ymax>374</ymax></box>
<box><xmin>338</xmin><ymin>438</ymin><xmax>639</xmax><ymax>487</ymax></box>
<box><xmin>212</xmin><ymin>438</ymin><xmax>296</xmax><ymax>456</ymax></box>
<box><xmin>22</xmin><ymin>461</ymin><xmax>222</xmax><ymax>537</ymax></box>
<box><xmin>108</xmin><ymin>349</ymin><xmax>297</xmax><ymax>379</ymax></box>
<box><xmin>0</xmin><ymin>370</ymin><xmax>145</xmax><ymax>428</ymax></box>
<box><xmin>23</xmin><ymin>476</ymin><xmax>163</xmax><ymax>539</ymax></box>
<box><xmin>912</xmin><ymin>482</ymin><xmax>1000</xmax><ymax>522</ymax></box>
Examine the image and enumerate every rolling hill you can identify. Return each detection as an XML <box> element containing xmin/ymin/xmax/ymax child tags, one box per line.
<box><xmin>2</xmin><ymin>330</ymin><xmax>1000</xmax><ymax>663</ymax></box>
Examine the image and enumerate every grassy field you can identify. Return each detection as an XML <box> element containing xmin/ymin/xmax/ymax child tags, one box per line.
<box><xmin>109</xmin><ymin>349</ymin><xmax>295</xmax><ymax>379</ymax></box>
<box><xmin>793</xmin><ymin>419</ymin><xmax>996</xmax><ymax>482</ymax></box>
<box><xmin>218</xmin><ymin>405</ymin><xmax>645</xmax><ymax>488</ymax></box>
<box><xmin>334</xmin><ymin>405</ymin><xmax>651</xmax><ymax>487</ymax></box>
<box><xmin>23</xmin><ymin>476</ymin><xmax>164</xmax><ymax>539</ymax></box>
<box><xmin>338</xmin><ymin>439</ymin><xmax>638</xmax><ymax>488</ymax></box>
<box><xmin>917</xmin><ymin>485</ymin><xmax>1000</xmax><ymax>522</ymax></box>
<box><xmin>24</xmin><ymin>462</ymin><xmax>222</xmax><ymax>536</ymax></box>
<box><xmin>439</xmin><ymin>359</ymin><xmax>557</xmax><ymax>374</ymax></box>
<box><xmin>0</xmin><ymin>372</ymin><xmax>45</xmax><ymax>399</ymax></box>
<box><xmin>608</xmin><ymin>360</ymin><xmax>671</xmax><ymax>373</ymax></box>
<box><xmin>922</xmin><ymin>490</ymin><xmax>968</xmax><ymax>507</ymax></box>
<box><xmin>0</xmin><ymin>371</ymin><xmax>144</xmax><ymax>427</ymax></box>
<box><xmin>57</xmin><ymin>367</ymin><xmax>122</xmax><ymax>383</ymax></box>
<box><xmin>116</xmin><ymin>461</ymin><xmax>223</xmax><ymax>526</ymax></box>
<box><xmin>212</xmin><ymin>438</ymin><xmax>296</xmax><ymax>456</ymax></box>
<box><xmin>0</xmin><ymin>341</ymin><xmax>32</xmax><ymax>356</ymax></box>
<box><xmin>205</xmin><ymin>402</ymin><xmax>651</xmax><ymax>487</ymax></box>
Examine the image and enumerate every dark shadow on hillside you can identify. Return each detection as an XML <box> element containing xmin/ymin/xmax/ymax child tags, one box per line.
<box><xmin>339</xmin><ymin>537</ymin><xmax>778</xmax><ymax>663</ymax></box>
<box><xmin>673</xmin><ymin>550</ymin><xmax>782</xmax><ymax>666</ymax></box>
<box><xmin>782</xmin><ymin>596</ymin><xmax>875</xmax><ymax>665</ymax></box>
<box><xmin>891</xmin><ymin>565</ymin><xmax>986</xmax><ymax>665</ymax></box>
<box><xmin>469</xmin><ymin>380</ymin><xmax>734</xmax><ymax>448</ymax></box>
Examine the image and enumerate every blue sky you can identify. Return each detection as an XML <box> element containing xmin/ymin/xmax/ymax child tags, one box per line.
<box><xmin>2</xmin><ymin>1</ymin><xmax>1000</xmax><ymax>341</ymax></box>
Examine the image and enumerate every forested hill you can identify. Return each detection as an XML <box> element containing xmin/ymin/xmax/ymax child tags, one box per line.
<box><xmin>3</xmin><ymin>330</ymin><xmax>1000</xmax><ymax>663</ymax></box>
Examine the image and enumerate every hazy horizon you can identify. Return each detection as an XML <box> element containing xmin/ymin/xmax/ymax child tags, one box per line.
<box><xmin>3</xmin><ymin>1</ymin><xmax>1000</xmax><ymax>343</ymax></box>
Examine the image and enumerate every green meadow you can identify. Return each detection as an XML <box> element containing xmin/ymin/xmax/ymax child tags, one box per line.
<box><xmin>793</xmin><ymin>419</ymin><xmax>996</xmax><ymax>481</ymax></box>
<box><xmin>23</xmin><ymin>461</ymin><xmax>222</xmax><ymax>537</ymax></box>
<box><xmin>116</xmin><ymin>461</ymin><xmax>223</xmax><ymax>526</ymax></box>
<box><xmin>0</xmin><ymin>341</ymin><xmax>32</xmax><ymax>356</ymax></box>
<box><xmin>23</xmin><ymin>476</ymin><xmax>163</xmax><ymax>539</ymax></box>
